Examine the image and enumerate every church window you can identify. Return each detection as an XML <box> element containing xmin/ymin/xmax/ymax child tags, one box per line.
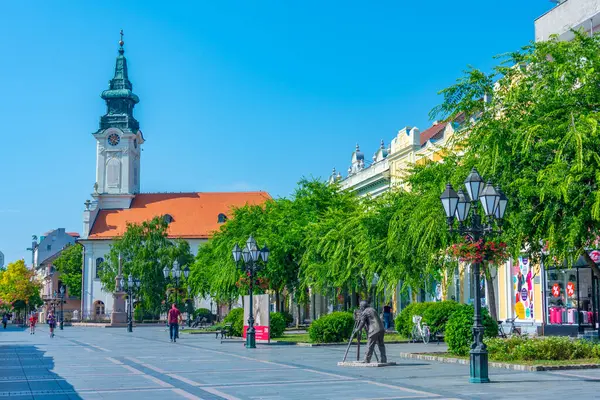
<box><xmin>133</xmin><ymin>166</ymin><xmax>138</xmax><ymax>187</ymax></box>
<box><xmin>217</xmin><ymin>213</ymin><xmax>227</xmax><ymax>223</ymax></box>
<box><xmin>106</xmin><ymin>158</ymin><xmax>121</xmax><ymax>188</ymax></box>
<box><xmin>95</xmin><ymin>258</ymin><xmax>104</xmax><ymax>279</ymax></box>
<box><xmin>163</xmin><ymin>214</ymin><xmax>174</xmax><ymax>224</ymax></box>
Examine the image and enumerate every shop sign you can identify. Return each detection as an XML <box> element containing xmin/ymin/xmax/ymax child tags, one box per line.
<box><xmin>552</xmin><ymin>283</ymin><xmax>561</xmax><ymax>297</ymax></box>
<box><xmin>520</xmin><ymin>288</ymin><xmax>528</xmax><ymax>302</ymax></box>
<box><xmin>590</xmin><ymin>250</ymin><xmax>600</xmax><ymax>264</ymax></box>
<box><xmin>567</xmin><ymin>281</ymin><xmax>576</xmax><ymax>297</ymax></box>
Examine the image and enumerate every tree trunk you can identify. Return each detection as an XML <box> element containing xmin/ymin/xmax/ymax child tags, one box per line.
<box><xmin>275</xmin><ymin>291</ymin><xmax>280</xmax><ymax>312</ymax></box>
<box><xmin>483</xmin><ymin>264</ymin><xmax>498</xmax><ymax>322</ymax></box>
<box><xmin>351</xmin><ymin>289</ymin><xmax>357</xmax><ymax>308</ymax></box>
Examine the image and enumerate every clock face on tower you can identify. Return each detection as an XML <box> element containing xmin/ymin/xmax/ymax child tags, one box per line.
<box><xmin>108</xmin><ymin>133</ymin><xmax>120</xmax><ymax>146</ymax></box>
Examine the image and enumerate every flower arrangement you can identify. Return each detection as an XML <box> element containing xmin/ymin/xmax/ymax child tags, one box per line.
<box><xmin>448</xmin><ymin>238</ymin><xmax>509</xmax><ymax>265</ymax></box>
<box><xmin>235</xmin><ymin>275</ymin><xmax>270</xmax><ymax>290</ymax></box>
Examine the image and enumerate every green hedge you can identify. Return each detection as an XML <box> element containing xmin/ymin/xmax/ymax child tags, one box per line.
<box><xmin>485</xmin><ymin>336</ymin><xmax>600</xmax><ymax>361</ymax></box>
<box><xmin>308</xmin><ymin>312</ymin><xmax>355</xmax><ymax>343</ymax></box>
<box><xmin>269</xmin><ymin>312</ymin><xmax>287</xmax><ymax>338</ymax></box>
<box><xmin>446</xmin><ymin>304</ymin><xmax>497</xmax><ymax>356</ymax></box>
<box><xmin>394</xmin><ymin>301</ymin><xmax>460</xmax><ymax>337</ymax></box>
<box><xmin>282</xmin><ymin>311</ymin><xmax>294</xmax><ymax>327</ymax></box>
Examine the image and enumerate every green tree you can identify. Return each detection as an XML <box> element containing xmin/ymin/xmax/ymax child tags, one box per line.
<box><xmin>100</xmin><ymin>217</ymin><xmax>192</xmax><ymax>315</ymax></box>
<box><xmin>0</xmin><ymin>260</ymin><xmax>42</xmax><ymax>312</ymax></box>
<box><xmin>430</xmin><ymin>31</ymin><xmax>600</xmax><ymax>277</ymax></box>
<box><xmin>53</xmin><ymin>243</ymin><xmax>83</xmax><ymax>298</ymax></box>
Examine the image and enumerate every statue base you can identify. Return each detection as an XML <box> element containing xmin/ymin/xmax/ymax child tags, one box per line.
<box><xmin>337</xmin><ymin>361</ymin><xmax>397</xmax><ymax>367</ymax></box>
<box><xmin>110</xmin><ymin>291</ymin><xmax>127</xmax><ymax>326</ymax></box>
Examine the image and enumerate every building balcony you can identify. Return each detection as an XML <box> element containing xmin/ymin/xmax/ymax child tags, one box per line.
<box><xmin>535</xmin><ymin>0</ymin><xmax>600</xmax><ymax>42</ymax></box>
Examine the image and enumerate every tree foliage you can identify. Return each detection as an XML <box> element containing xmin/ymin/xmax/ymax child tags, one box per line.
<box><xmin>53</xmin><ymin>243</ymin><xmax>83</xmax><ymax>298</ymax></box>
<box><xmin>100</xmin><ymin>216</ymin><xmax>193</xmax><ymax>315</ymax></box>
<box><xmin>0</xmin><ymin>260</ymin><xmax>42</xmax><ymax>310</ymax></box>
<box><xmin>431</xmin><ymin>31</ymin><xmax>600</xmax><ymax>275</ymax></box>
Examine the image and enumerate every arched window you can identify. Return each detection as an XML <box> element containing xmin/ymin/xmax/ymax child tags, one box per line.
<box><xmin>95</xmin><ymin>258</ymin><xmax>104</xmax><ymax>279</ymax></box>
<box><xmin>106</xmin><ymin>158</ymin><xmax>121</xmax><ymax>188</ymax></box>
<box><xmin>217</xmin><ymin>213</ymin><xmax>227</xmax><ymax>223</ymax></box>
<box><xmin>93</xmin><ymin>301</ymin><xmax>105</xmax><ymax>320</ymax></box>
<box><xmin>163</xmin><ymin>214</ymin><xmax>174</xmax><ymax>224</ymax></box>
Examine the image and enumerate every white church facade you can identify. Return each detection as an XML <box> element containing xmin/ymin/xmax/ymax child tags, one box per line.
<box><xmin>78</xmin><ymin>34</ymin><xmax>269</xmax><ymax>320</ymax></box>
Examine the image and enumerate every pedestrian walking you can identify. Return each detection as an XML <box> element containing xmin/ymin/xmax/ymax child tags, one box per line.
<box><xmin>47</xmin><ymin>313</ymin><xmax>56</xmax><ymax>338</ymax></box>
<box><xmin>383</xmin><ymin>303</ymin><xmax>392</xmax><ymax>330</ymax></box>
<box><xmin>2</xmin><ymin>314</ymin><xmax>7</xmax><ymax>329</ymax></box>
<box><xmin>29</xmin><ymin>314</ymin><xmax>37</xmax><ymax>335</ymax></box>
<box><xmin>168</xmin><ymin>304</ymin><xmax>183</xmax><ymax>343</ymax></box>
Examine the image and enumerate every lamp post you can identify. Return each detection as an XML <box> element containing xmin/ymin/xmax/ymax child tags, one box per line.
<box><xmin>59</xmin><ymin>286</ymin><xmax>65</xmax><ymax>330</ymax></box>
<box><xmin>440</xmin><ymin>167</ymin><xmax>507</xmax><ymax>384</ymax></box>
<box><xmin>163</xmin><ymin>261</ymin><xmax>190</xmax><ymax>306</ymax></box>
<box><xmin>232</xmin><ymin>235</ymin><xmax>270</xmax><ymax>349</ymax></box>
<box><xmin>120</xmin><ymin>273</ymin><xmax>141</xmax><ymax>333</ymax></box>
<box><xmin>187</xmin><ymin>286</ymin><xmax>193</xmax><ymax>328</ymax></box>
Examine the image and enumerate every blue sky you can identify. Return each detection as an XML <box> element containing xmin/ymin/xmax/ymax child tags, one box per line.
<box><xmin>0</xmin><ymin>1</ymin><xmax>552</xmax><ymax>265</ymax></box>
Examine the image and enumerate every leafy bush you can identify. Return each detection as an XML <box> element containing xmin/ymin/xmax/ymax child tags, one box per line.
<box><xmin>446</xmin><ymin>304</ymin><xmax>497</xmax><ymax>356</ymax></box>
<box><xmin>309</xmin><ymin>312</ymin><xmax>355</xmax><ymax>343</ymax></box>
<box><xmin>134</xmin><ymin>307</ymin><xmax>143</xmax><ymax>323</ymax></box>
<box><xmin>423</xmin><ymin>301</ymin><xmax>460</xmax><ymax>335</ymax></box>
<box><xmin>485</xmin><ymin>336</ymin><xmax>597</xmax><ymax>361</ymax></box>
<box><xmin>270</xmin><ymin>312</ymin><xmax>287</xmax><ymax>338</ymax></box>
<box><xmin>193</xmin><ymin>308</ymin><xmax>211</xmax><ymax>319</ymax></box>
<box><xmin>395</xmin><ymin>303</ymin><xmax>433</xmax><ymax>337</ymax></box>
<box><xmin>224</xmin><ymin>308</ymin><xmax>244</xmax><ymax>337</ymax></box>
<box><xmin>394</xmin><ymin>301</ymin><xmax>459</xmax><ymax>337</ymax></box>
<box><xmin>282</xmin><ymin>311</ymin><xmax>294</xmax><ymax>327</ymax></box>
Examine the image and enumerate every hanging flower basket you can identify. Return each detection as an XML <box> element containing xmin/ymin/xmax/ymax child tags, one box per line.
<box><xmin>235</xmin><ymin>275</ymin><xmax>270</xmax><ymax>290</ymax></box>
<box><xmin>448</xmin><ymin>238</ymin><xmax>509</xmax><ymax>265</ymax></box>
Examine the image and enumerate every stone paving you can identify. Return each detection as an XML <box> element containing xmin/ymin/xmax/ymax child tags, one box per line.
<box><xmin>1</xmin><ymin>325</ymin><xmax>600</xmax><ymax>399</ymax></box>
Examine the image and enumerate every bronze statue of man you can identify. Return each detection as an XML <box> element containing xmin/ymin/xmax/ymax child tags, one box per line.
<box><xmin>356</xmin><ymin>300</ymin><xmax>387</xmax><ymax>363</ymax></box>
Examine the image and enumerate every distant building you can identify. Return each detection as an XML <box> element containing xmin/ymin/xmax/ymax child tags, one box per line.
<box><xmin>32</xmin><ymin>228</ymin><xmax>80</xmax><ymax>322</ymax></box>
<box><xmin>535</xmin><ymin>0</ymin><xmax>600</xmax><ymax>42</ymax></box>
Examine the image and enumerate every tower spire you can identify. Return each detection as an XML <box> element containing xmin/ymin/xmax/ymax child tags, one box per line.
<box><xmin>97</xmin><ymin>30</ymin><xmax>140</xmax><ymax>133</ymax></box>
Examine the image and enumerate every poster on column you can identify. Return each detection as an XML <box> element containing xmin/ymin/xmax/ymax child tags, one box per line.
<box><xmin>243</xmin><ymin>294</ymin><xmax>270</xmax><ymax>342</ymax></box>
<box><xmin>512</xmin><ymin>256</ymin><xmax>534</xmax><ymax>320</ymax></box>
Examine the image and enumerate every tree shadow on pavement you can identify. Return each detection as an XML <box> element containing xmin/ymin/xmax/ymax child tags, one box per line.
<box><xmin>0</xmin><ymin>343</ymin><xmax>82</xmax><ymax>398</ymax></box>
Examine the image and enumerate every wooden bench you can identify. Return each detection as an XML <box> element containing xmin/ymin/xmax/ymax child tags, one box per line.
<box><xmin>215</xmin><ymin>323</ymin><xmax>233</xmax><ymax>339</ymax></box>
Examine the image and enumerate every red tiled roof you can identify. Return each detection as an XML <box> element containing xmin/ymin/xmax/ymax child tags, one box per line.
<box><xmin>67</xmin><ymin>232</ymin><xmax>80</xmax><ymax>238</ymax></box>
<box><xmin>419</xmin><ymin>122</ymin><xmax>447</xmax><ymax>145</ymax></box>
<box><xmin>88</xmin><ymin>192</ymin><xmax>271</xmax><ymax>239</ymax></box>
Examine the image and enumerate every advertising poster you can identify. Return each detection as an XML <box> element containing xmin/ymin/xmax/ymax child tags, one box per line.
<box><xmin>243</xmin><ymin>294</ymin><xmax>270</xmax><ymax>342</ymax></box>
<box><xmin>513</xmin><ymin>256</ymin><xmax>534</xmax><ymax>320</ymax></box>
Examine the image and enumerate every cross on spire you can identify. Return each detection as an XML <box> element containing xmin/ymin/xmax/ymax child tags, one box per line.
<box><xmin>119</xmin><ymin>29</ymin><xmax>125</xmax><ymax>54</ymax></box>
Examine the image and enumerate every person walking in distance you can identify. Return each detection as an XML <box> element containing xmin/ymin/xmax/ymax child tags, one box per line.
<box><xmin>47</xmin><ymin>312</ymin><xmax>56</xmax><ymax>338</ymax></box>
<box><xmin>382</xmin><ymin>303</ymin><xmax>392</xmax><ymax>330</ymax></box>
<box><xmin>28</xmin><ymin>313</ymin><xmax>37</xmax><ymax>335</ymax></box>
<box><xmin>168</xmin><ymin>304</ymin><xmax>183</xmax><ymax>343</ymax></box>
<box><xmin>2</xmin><ymin>314</ymin><xmax>7</xmax><ymax>329</ymax></box>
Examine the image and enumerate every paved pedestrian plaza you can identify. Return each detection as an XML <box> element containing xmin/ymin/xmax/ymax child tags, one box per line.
<box><xmin>1</xmin><ymin>325</ymin><xmax>599</xmax><ymax>399</ymax></box>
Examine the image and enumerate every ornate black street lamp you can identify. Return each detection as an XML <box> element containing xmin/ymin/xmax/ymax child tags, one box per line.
<box><xmin>163</xmin><ymin>261</ymin><xmax>190</xmax><ymax>305</ymax></box>
<box><xmin>120</xmin><ymin>273</ymin><xmax>141</xmax><ymax>333</ymax></box>
<box><xmin>59</xmin><ymin>286</ymin><xmax>65</xmax><ymax>330</ymax></box>
<box><xmin>440</xmin><ymin>167</ymin><xmax>507</xmax><ymax>384</ymax></box>
<box><xmin>232</xmin><ymin>235</ymin><xmax>269</xmax><ymax>349</ymax></box>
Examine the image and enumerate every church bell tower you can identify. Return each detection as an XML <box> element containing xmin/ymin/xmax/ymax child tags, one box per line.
<box><xmin>92</xmin><ymin>30</ymin><xmax>144</xmax><ymax>209</ymax></box>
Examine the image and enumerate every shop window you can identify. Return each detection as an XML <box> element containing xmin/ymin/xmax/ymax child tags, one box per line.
<box><xmin>546</xmin><ymin>264</ymin><xmax>594</xmax><ymax>328</ymax></box>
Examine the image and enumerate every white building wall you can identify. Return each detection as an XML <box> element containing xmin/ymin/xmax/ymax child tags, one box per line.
<box><xmin>535</xmin><ymin>0</ymin><xmax>600</xmax><ymax>42</ymax></box>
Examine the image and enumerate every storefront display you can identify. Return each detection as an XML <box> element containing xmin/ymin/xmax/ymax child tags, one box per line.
<box><xmin>545</xmin><ymin>265</ymin><xmax>595</xmax><ymax>332</ymax></box>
